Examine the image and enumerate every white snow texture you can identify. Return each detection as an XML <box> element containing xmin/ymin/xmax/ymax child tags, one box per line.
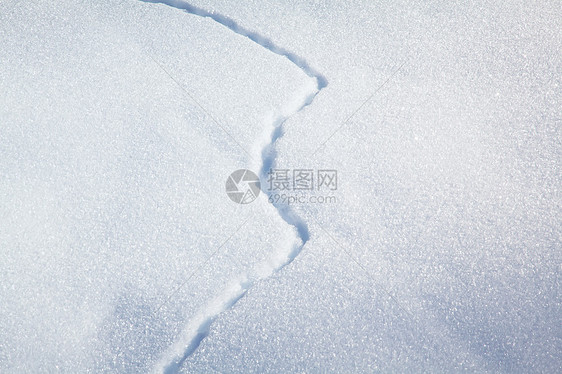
<box><xmin>0</xmin><ymin>0</ymin><xmax>560</xmax><ymax>373</ymax></box>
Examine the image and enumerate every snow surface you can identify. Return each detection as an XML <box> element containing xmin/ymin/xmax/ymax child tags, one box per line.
<box><xmin>1</xmin><ymin>0</ymin><xmax>561</xmax><ymax>372</ymax></box>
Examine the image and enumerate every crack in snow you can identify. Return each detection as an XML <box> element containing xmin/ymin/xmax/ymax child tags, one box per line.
<box><xmin>143</xmin><ymin>0</ymin><xmax>328</xmax><ymax>89</ymax></box>
<box><xmin>142</xmin><ymin>1</ymin><xmax>327</xmax><ymax>372</ymax></box>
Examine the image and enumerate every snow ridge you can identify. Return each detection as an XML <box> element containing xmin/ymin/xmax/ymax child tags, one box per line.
<box><xmin>142</xmin><ymin>1</ymin><xmax>326</xmax><ymax>372</ymax></box>
<box><xmin>143</xmin><ymin>0</ymin><xmax>327</xmax><ymax>88</ymax></box>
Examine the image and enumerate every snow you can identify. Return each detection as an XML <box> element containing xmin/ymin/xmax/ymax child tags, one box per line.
<box><xmin>1</xmin><ymin>0</ymin><xmax>561</xmax><ymax>373</ymax></box>
<box><xmin>1</xmin><ymin>0</ymin><xmax>310</xmax><ymax>371</ymax></box>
